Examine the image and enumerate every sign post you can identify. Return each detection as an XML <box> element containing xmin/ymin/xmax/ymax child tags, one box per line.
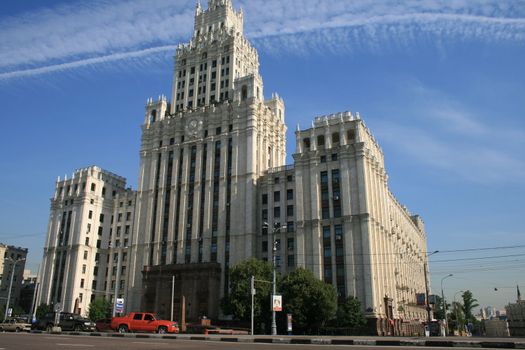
<box><xmin>287</xmin><ymin>314</ymin><xmax>292</xmax><ymax>335</ymax></box>
<box><xmin>114</xmin><ymin>298</ymin><xmax>125</xmax><ymax>315</ymax></box>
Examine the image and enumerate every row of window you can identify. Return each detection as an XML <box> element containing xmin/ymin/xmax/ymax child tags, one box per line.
<box><xmin>303</xmin><ymin>130</ymin><xmax>356</xmax><ymax>149</ymax></box>
<box><xmin>261</xmin><ymin>189</ymin><xmax>293</xmax><ymax>204</ymax></box>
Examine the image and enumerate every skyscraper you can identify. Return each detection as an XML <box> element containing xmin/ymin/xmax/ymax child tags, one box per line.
<box><xmin>39</xmin><ymin>0</ymin><xmax>429</xmax><ymax>335</ymax></box>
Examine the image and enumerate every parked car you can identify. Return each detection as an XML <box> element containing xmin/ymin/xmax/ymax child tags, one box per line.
<box><xmin>0</xmin><ymin>318</ymin><xmax>32</xmax><ymax>332</ymax></box>
<box><xmin>34</xmin><ymin>312</ymin><xmax>96</xmax><ymax>332</ymax></box>
<box><xmin>95</xmin><ymin>318</ymin><xmax>113</xmax><ymax>332</ymax></box>
<box><xmin>110</xmin><ymin>312</ymin><xmax>179</xmax><ymax>334</ymax></box>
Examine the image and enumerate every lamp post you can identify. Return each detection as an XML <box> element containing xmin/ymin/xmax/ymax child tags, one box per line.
<box><xmin>264</xmin><ymin>222</ymin><xmax>285</xmax><ymax>336</ymax></box>
<box><xmin>3</xmin><ymin>257</ymin><xmax>26</xmax><ymax>322</ymax></box>
<box><xmin>440</xmin><ymin>274</ymin><xmax>453</xmax><ymax>336</ymax></box>
<box><xmin>423</xmin><ymin>251</ymin><xmax>439</xmax><ymax>334</ymax></box>
<box><xmin>453</xmin><ymin>290</ymin><xmax>464</xmax><ymax>334</ymax></box>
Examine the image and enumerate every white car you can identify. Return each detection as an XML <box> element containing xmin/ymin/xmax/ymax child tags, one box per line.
<box><xmin>0</xmin><ymin>318</ymin><xmax>32</xmax><ymax>332</ymax></box>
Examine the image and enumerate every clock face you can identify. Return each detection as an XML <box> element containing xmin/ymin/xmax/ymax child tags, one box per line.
<box><xmin>185</xmin><ymin>117</ymin><xmax>203</xmax><ymax>137</ymax></box>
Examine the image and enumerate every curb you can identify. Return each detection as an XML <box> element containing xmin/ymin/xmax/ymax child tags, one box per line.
<box><xmin>29</xmin><ymin>331</ymin><xmax>525</xmax><ymax>348</ymax></box>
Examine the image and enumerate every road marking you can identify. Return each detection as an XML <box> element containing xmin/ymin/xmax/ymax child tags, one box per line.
<box><xmin>56</xmin><ymin>344</ymin><xmax>94</xmax><ymax>347</ymax></box>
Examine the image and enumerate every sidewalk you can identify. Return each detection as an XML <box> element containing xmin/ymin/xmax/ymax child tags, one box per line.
<box><xmin>31</xmin><ymin>330</ymin><xmax>525</xmax><ymax>348</ymax></box>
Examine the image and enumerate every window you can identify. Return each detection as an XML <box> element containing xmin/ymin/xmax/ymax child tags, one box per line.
<box><xmin>273</xmin><ymin>206</ymin><xmax>281</xmax><ymax>218</ymax></box>
<box><xmin>98</xmin><ymin>227</ymin><xmax>103</xmax><ymax>236</ymax></box>
<box><xmin>80</xmin><ymin>279</ymin><xmax>85</xmax><ymax>288</ymax></box>
<box><xmin>82</xmin><ymin>264</ymin><xmax>86</xmax><ymax>274</ymax></box>
<box><xmin>323</xmin><ymin>226</ymin><xmax>331</xmax><ymax>238</ymax></box>
<box><xmin>118</xmin><ymin>213</ymin><xmax>122</xmax><ymax>222</ymax></box>
<box><xmin>287</xmin><ymin>254</ymin><xmax>295</xmax><ymax>267</ymax></box>
<box><xmin>324</xmin><ymin>246</ymin><xmax>332</xmax><ymax>257</ymax></box>
<box><xmin>287</xmin><ymin>205</ymin><xmax>294</xmax><ymax>217</ymax></box>
<box><xmin>91</xmin><ymin>183</ymin><xmax>96</xmax><ymax>192</ymax></box>
<box><xmin>85</xmin><ymin>237</ymin><xmax>89</xmax><ymax>245</ymax></box>
<box><xmin>320</xmin><ymin>155</ymin><xmax>327</xmax><ymax>163</ymax></box>
<box><xmin>126</xmin><ymin>212</ymin><xmax>131</xmax><ymax>221</ymax></box>
<box><xmin>262</xmin><ymin>241</ymin><xmax>268</xmax><ymax>252</ymax></box>
<box><xmin>83</xmin><ymin>251</ymin><xmax>88</xmax><ymax>260</ymax></box>
<box><xmin>262</xmin><ymin>209</ymin><xmax>268</xmax><ymax>221</ymax></box>
<box><xmin>287</xmin><ymin>189</ymin><xmax>293</xmax><ymax>200</ymax></box>
<box><xmin>274</xmin><ymin>177</ymin><xmax>280</xmax><ymax>184</ymax></box>
<box><xmin>262</xmin><ymin>194</ymin><xmax>268</xmax><ymax>205</ymax></box>
<box><xmin>332</xmin><ymin>132</ymin><xmax>340</xmax><ymax>144</ymax></box>
<box><xmin>125</xmin><ymin>225</ymin><xmax>130</xmax><ymax>235</ymax></box>
<box><xmin>133</xmin><ymin>313</ymin><xmax>142</xmax><ymax>321</ymax></box>
<box><xmin>99</xmin><ymin>214</ymin><xmax>104</xmax><ymax>223</ymax></box>
<box><xmin>287</xmin><ymin>238</ymin><xmax>294</xmax><ymax>251</ymax></box>
<box><xmin>303</xmin><ymin>138</ymin><xmax>310</xmax><ymax>149</ymax></box>
<box><xmin>216</xmin><ymin>127</ymin><xmax>221</xmax><ymax>135</ymax></box>
<box><xmin>347</xmin><ymin>130</ymin><xmax>356</xmax><ymax>140</ymax></box>
<box><xmin>88</xmin><ymin>211</ymin><xmax>93</xmax><ymax>219</ymax></box>
<box><xmin>317</xmin><ymin>135</ymin><xmax>325</xmax><ymax>147</ymax></box>
<box><xmin>287</xmin><ymin>175</ymin><xmax>293</xmax><ymax>182</ymax></box>
<box><xmin>287</xmin><ymin>221</ymin><xmax>294</xmax><ymax>232</ymax></box>
<box><xmin>331</xmin><ymin>153</ymin><xmax>338</xmax><ymax>161</ymax></box>
<box><xmin>274</xmin><ymin>191</ymin><xmax>280</xmax><ymax>202</ymax></box>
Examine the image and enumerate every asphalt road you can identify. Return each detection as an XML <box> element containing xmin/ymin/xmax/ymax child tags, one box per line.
<box><xmin>0</xmin><ymin>333</ymin><xmax>507</xmax><ymax>350</ymax></box>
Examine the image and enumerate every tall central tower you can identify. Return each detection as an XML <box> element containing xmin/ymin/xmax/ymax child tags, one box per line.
<box><xmin>127</xmin><ymin>0</ymin><xmax>286</xmax><ymax>319</ymax></box>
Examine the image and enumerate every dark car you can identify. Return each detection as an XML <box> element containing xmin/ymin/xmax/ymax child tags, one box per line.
<box><xmin>34</xmin><ymin>312</ymin><xmax>96</xmax><ymax>332</ymax></box>
<box><xmin>95</xmin><ymin>318</ymin><xmax>113</xmax><ymax>332</ymax></box>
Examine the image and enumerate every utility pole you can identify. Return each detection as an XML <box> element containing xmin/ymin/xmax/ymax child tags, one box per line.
<box><xmin>250</xmin><ymin>275</ymin><xmax>255</xmax><ymax>336</ymax></box>
<box><xmin>440</xmin><ymin>274</ymin><xmax>453</xmax><ymax>336</ymax></box>
<box><xmin>171</xmin><ymin>275</ymin><xmax>175</xmax><ymax>322</ymax></box>
<box><xmin>423</xmin><ymin>251</ymin><xmax>439</xmax><ymax>336</ymax></box>
<box><xmin>271</xmin><ymin>239</ymin><xmax>277</xmax><ymax>336</ymax></box>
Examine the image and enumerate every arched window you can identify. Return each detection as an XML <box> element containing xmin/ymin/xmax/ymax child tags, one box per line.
<box><xmin>332</xmin><ymin>132</ymin><xmax>340</xmax><ymax>144</ymax></box>
<box><xmin>241</xmin><ymin>85</ymin><xmax>248</xmax><ymax>101</ymax></box>
<box><xmin>150</xmin><ymin>109</ymin><xmax>157</xmax><ymax>124</ymax></box>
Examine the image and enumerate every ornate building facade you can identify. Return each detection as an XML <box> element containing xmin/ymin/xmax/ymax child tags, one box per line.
<box><xmin>39</xmin><ymin>0</ymin><xmax>429</xmax><ymax>334</ymax></box>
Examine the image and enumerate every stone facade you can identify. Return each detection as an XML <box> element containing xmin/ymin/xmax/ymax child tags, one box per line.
<box><xmin>0</xmin><ymin>244</ymin><xmax>28</xmax><ymax>315</ymax></box>
<box><xmin>38</xmin><ymin>0</ymin><xmax>429</xmax><ymax>333</ymax></box>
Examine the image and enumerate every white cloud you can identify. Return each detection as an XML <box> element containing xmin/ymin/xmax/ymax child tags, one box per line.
<box><xmin>0</xmin><ymin>0</ymin><xmax>524</xmax><ymax>80</ymax></box>
<box><xmin>374</xmin><ymin>81</ymin><xmax>525</xmax><ymax>184</ymax></box>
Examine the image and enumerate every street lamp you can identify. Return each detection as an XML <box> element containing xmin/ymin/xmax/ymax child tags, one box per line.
<box><xmin>3</xmin><ymin>257</ymin><xmax>26</xmax><ymax>322</ymax></box>
<box><xmin>423</xmin><ymin>250</ymin><xmax>439</xmax><ymax>334</ymax></box>
<box><xmin>453</xmin><ymin>290</ymin><xmax>464</xmax><ymax>334</ymax></box>
<box><xmin>440</xmin><ymin>274</ymin><xmax>453</xmax><ymax>336</ymax></box>
<box><xmin>263</xmin><ymin>221</ymin><xmax>286</xmax><ymax>336</ymax></box>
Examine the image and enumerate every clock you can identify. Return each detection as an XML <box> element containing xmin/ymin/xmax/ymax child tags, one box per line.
<box><xmin>185</xmin><ymin>117</ymin><xmax>203</xmax><ymax>137</ymax></box>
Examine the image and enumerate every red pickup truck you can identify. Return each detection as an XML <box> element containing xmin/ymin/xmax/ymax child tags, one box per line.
<box><xmin>111</xmin><ymin>312</ymin><xmax>179</xmax><ymax>334</ymax></box>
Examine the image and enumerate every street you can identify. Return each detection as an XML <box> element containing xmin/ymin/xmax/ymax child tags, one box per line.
<box><xmin>0</xmin><ymin>333</ymin><xmax>517</xmax><ymax>350</ymax></box>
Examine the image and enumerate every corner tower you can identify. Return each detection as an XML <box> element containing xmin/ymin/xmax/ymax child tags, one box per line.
<box><xmin>128</xmin><ymin>0</ymin><xmax>286</xmax><ymax>319</ymax></box>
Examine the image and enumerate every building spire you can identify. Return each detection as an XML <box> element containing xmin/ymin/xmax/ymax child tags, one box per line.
<box><xmin>518</xmin><ymin>285</ymin><xmax>522</xmax><ymax>302</ymax></box>
<box><xmin>196</xmin><ymin>0</ymin><xmax>202</xmax><ymax>15</ymax></box>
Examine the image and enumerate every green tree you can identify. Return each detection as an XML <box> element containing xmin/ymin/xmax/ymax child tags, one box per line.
<box><xmin>461</xmin><ymin>290</ymin><xmax>479</xmax><ymax>323</ymax></box>
<box><xmin>280</xmin><ymin>268</ymin><xmax>337</xmax><ymax>333</ymax></box>
<box><xmin>88</xmin><ymin>298</ymin><xmax>112</xmax><ymax>321</ymax></box>
<box><xmin>221</xmin><ymin>258</ymin><xmax>273</xmax><ymax>331</ymax></box>
<box><xmin>433</xmin><ymin>295</ymin><xmax>451</xmax><ymax>321</ymax></box>
<box><xmin>36</xmin><ymin>303</ymin><xmax>52</xmax><ymax>320</ymax></box>
<box><xmin>336</xmin><ymin>296</ymin><xmax>366</xmax><ymax>328</ymax></box>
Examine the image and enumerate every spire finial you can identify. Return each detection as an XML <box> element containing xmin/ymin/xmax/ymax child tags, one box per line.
<box><xmin>196</xmin><ymin>0</ymin><xmax>202</xmax><ymax>14</ymax></box>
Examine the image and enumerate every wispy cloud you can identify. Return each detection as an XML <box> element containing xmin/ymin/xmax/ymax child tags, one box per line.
<box><xmin>1</xmin><ymin>0</ymin><xmax>524</xmax><ymax>80</ymax></box>
<box><xmin>375</xmin><ymin>81</ymin><xmax>525</xmax><ymax>184</ymax></box>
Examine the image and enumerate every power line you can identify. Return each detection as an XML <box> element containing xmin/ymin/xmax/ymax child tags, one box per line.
<box><xmin>430</xmin><ymin>253</ymin><xmax>525</xmax><ymax>263</ymax></box>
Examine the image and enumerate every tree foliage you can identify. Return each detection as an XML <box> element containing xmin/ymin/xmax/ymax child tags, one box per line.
<box><xmin>221</xmin><ymin>258</ymin><xmax>273</xmax><ymax>331</ymax></box>
<box><xmin>461</xmin><ymin>290</ymin><xmax>479</xmax><ymax>323</ymax></box>
<box><xmin>36</xmin><ymin>303</ymin><xmax>52</xmax><ymax>320</ymax></box>
<box><xmin>335</xmin><ymin>296</ymin><xmax>366</xmax><ymax>328</ymax></box>
<box><xmin>88</xmin><ymin>298</ymin><xmax>112</xmax><ymax>321</ymax></box>
<box><xmin>280</xmin><ymin>268</ymin><xmax>337</xmax><ymax>333</ymax></box>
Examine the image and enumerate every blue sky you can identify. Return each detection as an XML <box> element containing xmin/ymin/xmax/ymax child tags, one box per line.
<box><xmin>0</xmin><ymin>0</ymin><xmax>524</xmax><ymax>310</ymax></box>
